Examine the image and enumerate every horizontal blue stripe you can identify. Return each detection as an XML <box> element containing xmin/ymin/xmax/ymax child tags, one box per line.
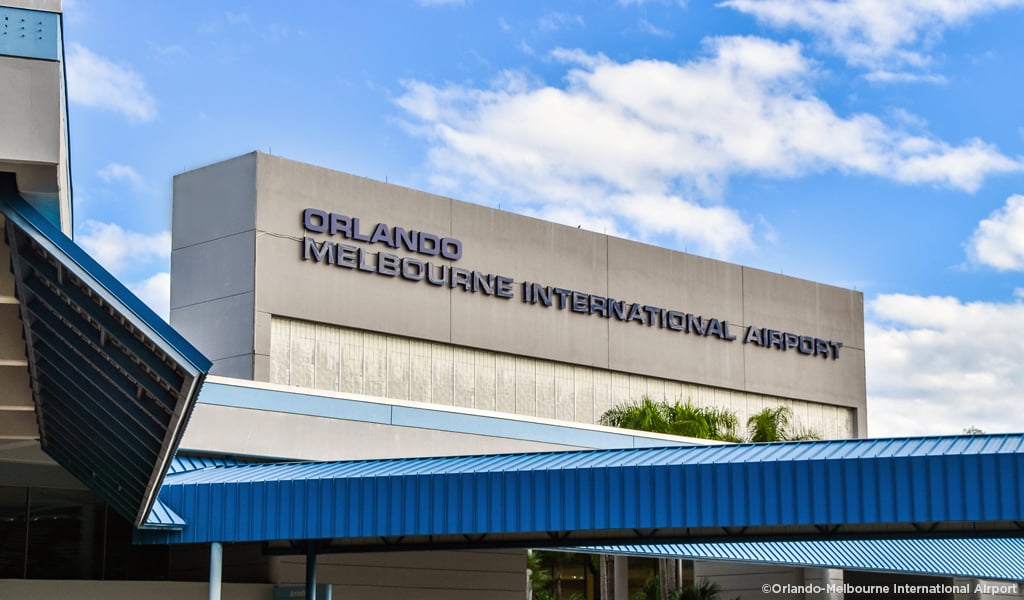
<box><xmin>198</xmin><ymin>380</ymin><xmax>695</xmax><ymax>451</ymax></box>
<box><xmin>199</xmin><ymin>381</ymin><xmax>393</xmax><ymax>424</ymax></box>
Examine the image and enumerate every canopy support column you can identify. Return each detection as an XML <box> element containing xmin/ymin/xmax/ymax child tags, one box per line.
<box><xmin>209</xmin><ymin>542</ymin><xmax>222</xmax><ymax>600</ymax></box>
<box><xmin>613</xmin><ymin>555</ymin><xmax>628</xmax><ymax>600</ymax></box>
<box><xmin>306</xmin><ymin>540</ymin><xmax>318</xmax><ymax>600</ymax></box>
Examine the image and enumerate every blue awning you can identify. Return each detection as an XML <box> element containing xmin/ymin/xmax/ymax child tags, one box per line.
<box><xmin>580</xmin><ymin>538</ymin><xmax>1024</xmax><ymax>581</ymax></box>
<box><xmin>1</xmin><ymin>184</ymin><xmax>211</xmax><ymax>527</ymax></box>
<box><xmin>138</xmin><ymin>434</ymin><xmax>1024</xmax><ymax>548</ymax></box>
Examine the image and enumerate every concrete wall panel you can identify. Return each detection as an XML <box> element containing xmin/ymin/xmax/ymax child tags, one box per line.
<box><xmin>430</xmin><ymin>342</ymin><xmax>454</xmax><ymax>405</ymax></box>
<box><xmin>171</xmin><ymin>153</ymin><xmax>256</xmax><ymax>250</ymax></box>
<box><xmin>4</xmin><ymin>1</ymin><xmax>62</xmax><ymax>11</ymax></box>
<box><xmin>314</xmin><ymin>323</ymin><xmax>341</xmax><ymax>392</ymax></box>
<box><xmin>386</xmin><ymin>335</ymin><xmax>411</xmax><ymax>401</ymax></box>
<box><xmin>363</xmin><ymin>332</ymin><xmax>387</xmax><ymax>397</ymax></box>
<box><xmin>181</xmin><ymin>403</ymin><xmax>586</xmax><ymax>461</ymax></box>
<box><xmin>475</xmin><ymin>351</ymin><xmax>497</xmax><ymax>412</ymax></box>
<box><xmin>0</xmin><ymin>365</ymin><xmax>32</xmax><ymax>409</ymax></box>
<box><xmin>252</xmin><ymin>154</ymin><xmax>454</xmax><ymax>347</ymax></box>
<box><xmin>0</xmin><ymin>225</ymin><xmax>13</xmax><ymax>299</ymax></box>
<box><xmin>169</xmin><ymin>292</ymin><xmax>253</xmax><ymax>365</ymax></box>
<box><xmin>449</xmin><ymin>201</ymin><xmax>611</xmax><ymax>367</ymax></box>
<box><xmin>270</xmin><ymin>318</ymin><xmax>857</xmax><ymax>438</ymax></box>
<box><xmin>515</xmin><ymin>356</ymin><xmax>536</xmax><ymax>416</ymax></box>
<box><xmin>607</xmin><ymin>236</ymin><xmax>746</xmax><ymax>321</ymax></box>
<box><xmin>0</xmin><ymin>303</ymin><xmax>25</xmax><ymax>359</ymax></box>
<box><xmin>0</xmin><ymin>58</ymin><xmax>59</xmax><ymax>164</ymax></box>
<box><xmin>209</xmin><ymin>354</ymin><xmax>255</xmax><ymax>379</ymax></box>
<box><xmin>170</xmin><ymin>230</ymin><xmax>254</xmax><ymax>309</ymax></box>
<box><xmin>495</xmin><ymin>354</ymin><xmax>516</xmax><ymax>414</ymax></box>
<box><xmin>453</xmin><ymin>345</ymin><xmax>475</xmax><ymax>408</ymax></box>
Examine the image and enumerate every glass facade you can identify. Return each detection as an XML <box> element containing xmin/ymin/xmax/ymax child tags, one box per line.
<box><xmin>0</xmin><ymin>484</ymin><xmax>249</xmax><ymax>582</ymax></box>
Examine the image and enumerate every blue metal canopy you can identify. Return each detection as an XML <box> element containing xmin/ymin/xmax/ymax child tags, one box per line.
<box><xmin>139</xmin><ymin>434</ymin><xmax>1024</xmax><ymax>548</ymax></box>
<box><xmin>1</xmin><ymin>182</ymin><xmax>211</xmax><ymax>527</ymax></box>
<box><xmin>581</xmin><ymin>538</ymin><xmax>1024</xmax><ymax>582</ymax></box>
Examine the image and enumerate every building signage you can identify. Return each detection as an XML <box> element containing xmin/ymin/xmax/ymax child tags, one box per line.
<box><xmin>300</xmin><ymin>208</ymin><xmax>843</xmax><ymax>360</ymax></box>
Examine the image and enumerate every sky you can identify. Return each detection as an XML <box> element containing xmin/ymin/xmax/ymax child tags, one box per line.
<box><xmin>59</xmin><ymin>0</ymin><xmax>1024</xmax><ymax>438</ymax></box>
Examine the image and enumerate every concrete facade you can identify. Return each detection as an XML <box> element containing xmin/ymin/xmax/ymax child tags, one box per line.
<box><xmin>0</xmin><ymin>0</ymin><xmax>69</xmax><ymax>451</ymax></box>
<box><xmin>171</xmin><ymin>152</ymin><xmax>867</xmax><ymax>436</ymax></box>
<box><xmin>268</xmin><ymin>317</ymin><xmax>856</xmax><ymax>439</ymax></box>
<box><xmin>180</xmin><ymin>376</ymin><xmax>704</xmax><ymax>462</ymax></box>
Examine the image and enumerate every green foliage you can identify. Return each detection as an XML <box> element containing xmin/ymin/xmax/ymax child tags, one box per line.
<box><xmin>527</xmin><ymin>550</ymin><xmax>551</xmax><ymax>595</ymax></box>
<box><xmin>664</xmin><ymin>402</ymin><xmax>741</xmax><ymax>442</ymax></box>
<box><xmin>631</xmin><ymin>576</ymin><xmax>739</xmax><ymax>600</ymax></box>
<box><xmin>600</xmin><ymin>396</ymin><xmax>672</xmax><ymax>434</ymax></box>
<box><xmin>528</xmin><ymin>550</ymin><xmax>586</xmax><ymax>600</ymax></box>
<box><xmin>632</xmin><ymin>576</ymin><xmax>661</xmax><ymax>600</ymax></box>
<box><xmin>534</xmin><ymin>593</ymin><xmax>585</xmax><ymax>600</ymax></box>
<box><xmin>601</xmin><ymin>398</ymin><xmax>820</xmax><ymax>443</ymax></box>
<box><xmin>672</xmin><ymin>580</ymin><xmax>732</xmax><ymax>600</ymax></box>
<box><xmin>599</xmin><ymin>397</ymin><xmax>741</xmax><ymax>442</ymax></box>
<box><xmin>746</xmin><ymin>406</ymin><xmax>820</xmax><ymax>442</ymax></box>
<box><xmin>746</xmin><ymin>406</ymin><xmax>789</xmax><ymax>442</ymax></box>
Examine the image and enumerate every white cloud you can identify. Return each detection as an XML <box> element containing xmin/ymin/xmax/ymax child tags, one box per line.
<box><xmin>396</xmin><ymin>36</ymin><xmax>1020</xmax><ymax>257</ymax></box>
<box><xmin>720</xmin><ymin>0</ymin><xmax>1024</xmax><ymax>78</ymax></box>
<box><xmin>967</xmin><ymin>194</ymin><xmax>1024</xmax><ymax>270</ymax></box>
<box><xmin>224</xmin><ymin>11</ymin><xmax>250</xmax><ymax>25</ymax></box>
<box><xmin>66</xmin><ymin>43</ymin><xmax>157</xmax><ymax>122</ymax></box>
<box><xmin>619</xmin><ymin>0</ymin><xmax>688</xmax><ymax>5</ymax></box>
<box><xmin>637</xmin><ymin>19</ymin><xmax>674</xmax><ymax>38</ymax></box>
<box><xmin>97</xmin><ymin>163</ymin><xmax>144</xmax><ymax>188</ymax></box>
<box><xmin>129</xmin><ymin>272</ymin><xmax>171</xmax><ymax>320</ymax></box>
<box><xmin>866</xmin><ymin>293</ymin><xmax>1024</xmax><ymax>436</ymax></box>
<box><xmin>150</xmin><ymin>42</ymin><xmax>187</xmax><ymax>60</ymax></box>
<box><xmin>77</xmin><ymin>220</ymin><xmax>170</xmax><ymax>274</ymax></box>
<box><xmin>864</xmin><ymin>70</ymin><xmax>947</xmax><ymax>85</ymax></box>
<box><xmin>538</xmin><ymin>12</ymin><xmax>585</xmax><ymax>32</ymax></box>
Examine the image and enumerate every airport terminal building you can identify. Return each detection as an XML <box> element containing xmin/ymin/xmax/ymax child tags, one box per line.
<box><xmin>4</xmin><ymin>2</ymin><xmax>1024</xmax><ymax>600</ymax></box>
<box><xmin>170</xmin><ymin>151</ymin><xmax>866</xmax><ymax>448</ymax></box>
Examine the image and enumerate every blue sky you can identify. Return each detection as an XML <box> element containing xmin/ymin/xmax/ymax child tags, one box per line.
<box><xmin>61</xmin><ymin>0</ymin><xmax>1024</xmax><ymax>437</ymax></box>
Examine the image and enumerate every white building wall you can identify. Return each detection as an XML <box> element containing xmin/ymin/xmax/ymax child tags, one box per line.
<box><xmin>270</xmin><ymin>316</ymin><xmax>856</xmax><ymax>439</ymax></box>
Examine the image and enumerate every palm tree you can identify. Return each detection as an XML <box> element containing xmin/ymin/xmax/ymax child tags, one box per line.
<box><xmin>746</xmin><ymin>406</ymin><xmax>820</xmax><ymax>442</ymax></box>
<box><xmin>599</xmin><ymin>397</ymin><xmax>741</xmax><ymax>442</ymax></box>
<box><xmin>599</xmin><ymin>396</ymin><xmax>672</xmax><ymax>433</ymax></box>
<box><xmin>599</xmin><ymin>399</ymin><xmax>820</xmax><ymax>599</ymax></box>
<box><xmin>673</xmin><ymin>580</ymin><xmax>736</xmax><ymax>600</ymax></box>
<box><xmin>663</xmin><ymin>402</ymin><xmax>741</xmax><ymax>442</ymax></box>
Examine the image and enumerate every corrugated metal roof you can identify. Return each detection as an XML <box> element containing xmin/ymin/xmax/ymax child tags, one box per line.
<box><xmin>1</xmin><ymin>187</ymin><xmax>211</xmax><ymax>527</ymax></box>
<box><xmin>166</xmin><ymin>454</ymin><xmax>256</xmax><ymax>474</ymax></box>
<box><xmin>145</xmin><ymin>499</ymin><xmax>187</xmax><ymax>529</ymax></box>
<box><xmin>160</xmin><ymin>434</ymin><xmax>1024</xmax><ymax>483</ymax></box>
<box><xmin>581</xmin><ymin>538</ymin><xmax>1024</xmax><ymax>581</ymax></box>
<box><xmin>139</xmin><ymin>433</ymin><xmax>1024</xmax><ymax>547</ymax></box>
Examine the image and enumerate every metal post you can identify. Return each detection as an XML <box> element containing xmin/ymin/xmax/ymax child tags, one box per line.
<box><xmin>613</xmin><ymin>555</ymin><xmax>628</xmax><ymax>600</ymax></box>
<box><xmin>209</xmin><ymin>542</ymin><xmax>222</xmax><ymax>600</ymax></box>
<box><xmin>306</xmin><ymin>540</ymin><xmax>318</xmax><ymax>600</ymax></box>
